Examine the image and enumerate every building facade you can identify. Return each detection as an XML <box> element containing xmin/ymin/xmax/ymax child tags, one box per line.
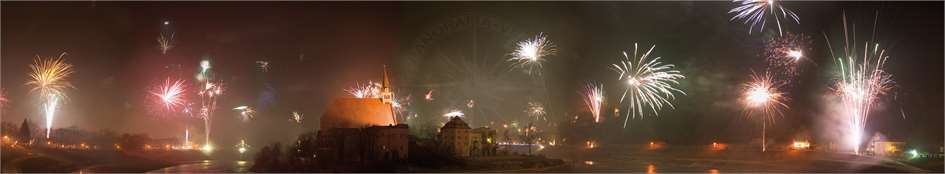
<box><xmin>438</xmin><ymin>117</ymin><xmax>496</xmax><ymax>158</ymax></box>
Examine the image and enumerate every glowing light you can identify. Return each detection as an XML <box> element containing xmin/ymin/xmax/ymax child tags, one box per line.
<box><xmin>27</xmin><ymin>53</ymin><xmax>74</xmax><ymax>139</ymax></box>
<box><xmin>201</xmin><ymin>144</ymin><xmax>214</xmax><ymax>153</ymax></box>
<box><xmin>908</xmin><ymin>149</ymin><xmax>919</xmax><ymax>159</ymax></box>
<box><xmin>585</xmin><ymin>140</ymin><xmax>597</xmax><ymax>149</ymax></box>
<box><xmin>612</xmin><ymin>43</ymin><xmax>686</xmax><ymax>128</ymax></box>
<box><xmin>236</xmin><ymin>139</ymin><xmax>249</xmax><ymax>154</ymax></box>
<box><xmin>647</xmin><ymin>164</ymin><xmax>656</xmax><ymax>174</ymax></box>
<box><xmin>200</xmin><ymin>60</ymin><xmax>211</xmax><ymax>74</ymax></box>
<box><xmin>787</xmin><ymin>50</ymin><xmax>803</xmax><ymax>61</ymax></box>
<box><xmin>581</xmin><ymin>83</ymin><xmax>605</xmax><ymax>123</ymax></box>
<box><xmin>444</xmin><ymin>110</ymin><xmax>465</xmax><ymax>118</ymax></box>
<box><xmin>584</xmin><ymin>161</ymin><xmax>595</xmax><ymax>166</ymax></box>
<box><xmin>826</xmin><ymin>14</ymin><xmax>893</xmax><ymax>154</ymax></box>
<box><xmin>792</xmin><ymin>141</ymin><xmax>811</xmax><ymax>150</ymax></box>
<box><xmin>509</xmin><ymin>32</ymin><xmax>557</xmax><ymax>75</ymax></box>
<box><xmin>741</xmin><ymin>72</ymin><xmax>788</xmax><ymax>152</ymax></box>
<box><xmin>729</xmin><ymin>0</ymin><xmax>800</xmax><ymax>36</ymax></box>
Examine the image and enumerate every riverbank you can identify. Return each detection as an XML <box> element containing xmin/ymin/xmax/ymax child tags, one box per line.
<box><xmin>410</xmin><ymin>155</ymin><xmax>567</xmax><ymax>172</ymax></box>
<box><xmin>0</xmin><ymin>146</ymin><xmax>208</xmax><ymax>173</ymax></box>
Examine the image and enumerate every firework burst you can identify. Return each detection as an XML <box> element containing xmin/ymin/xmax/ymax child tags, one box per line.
<box><xmin>290</xmin><ymin>111</ymin><xmax>304</xmax><ymax>124</ymax></box>
<box><xmin>611</xmin><ymin>43</ymin><xmax>686</xmax><ymax>128</ymax></box>
<box><xmin>345</xmin><ymin>81</ymin><xmax>381</xmax><ymax>98</ymax></box>
<box><xmin>158</xmin><ymin>20</ymin><xmax>175</xmax><ymax>54</ymax></box>
<box><xmin>764</xmin><ymin>32</ymin><xmax>813</xmax><ymax>80</ymax></box>
<box><xmin>741</xmin><ymin>72</ymin><xmax>788</xmax><ymax>152</ymax></box>
<box><xmin>729</xmin><ymin>0</ymin><xmax>800</xmax><ymax>36</ymax></box>
<box><xmin>825</xmin><ymin>13</ymin><xmax>893</xmax><ymax>154</ymax></box>
<box><xmin>27</xmin><ymin>53</ymin><xmax>75</xmax><ymax>99</ymax></box>
<box><xmin>151</xmin><ymin>78</ymin><xmax>188</xmax><ymax>112</ymax></box>
<box><xmin>526</xmin><ymin>102</ymin><xmax>547</xmax><ymax>121</ymax></box>
<box><xmin>509</xmin><ymin>33</ymin><xmax>557</xmax><ymax>75</ymax></box>
<box><xmin>27</xmin><ymin>53</ymin><xmax>75</xmax><ymax>139</ymax></box>
<box><xmin>581</xmin><ymin>83</ymin><xmax>605</xmax><ymax>123</ymax></box>
<box><xmin>742</xmin><ymin>72</ymin><xmax>788</xmax><ymax>120</ymax></box>
<box><xmin>233</xmin><ymin>106</ymin><xmax>256</xmax><ymax>122</ymax></box>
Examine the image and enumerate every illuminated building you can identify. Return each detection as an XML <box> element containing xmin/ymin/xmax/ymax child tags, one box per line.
<box><xmin>866</xmin><ymin>141</ymin><xmax>905</xmax><ymax>156</ymax></box>
<box><xmin>438</xmin><ymin>117</ymin><xmax>496</xmax><ymax>157</ymax></box>
<box><xmin>470</xmin><ymin>127</ymin><xmax>497</xmax><ymax>156</ymax></box>
<box><xmin>314</xmin><ymin>66</ymin><xmax>409</xmax><ymax>167</ymax></box>
<box><xmin>439</xmin><ymin>116</ymin><xmax>472</xmax><ymax>157</ymax></box>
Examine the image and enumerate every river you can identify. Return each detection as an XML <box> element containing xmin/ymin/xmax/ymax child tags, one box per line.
<box><xmin>147</xmin><ymin>160</ymin><xmax>252</xmax><ymax>173</ymax></box>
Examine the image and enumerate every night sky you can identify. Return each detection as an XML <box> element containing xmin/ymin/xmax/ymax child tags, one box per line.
<box><xmin>2</xmin><ymin>1</ymin><xmax>942</xmax><ymax>149</ymax></box>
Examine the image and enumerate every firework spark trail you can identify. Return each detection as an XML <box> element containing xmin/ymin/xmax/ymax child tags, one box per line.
<box><xmin>390</xmin><ymin>92</ymin><xmax>411</xmax><ymax>120</ymax></box>
<box><xmin>729</xmin><ymin>0</ymin><xmax>800</xmax><ymax>36</ymax></box>
<box><xmin>151</xmin><ymin>78</ymin><xmax>188</xmax><ymax>112</ymax></box>
<box><xmin>233</xmin><ymin>106</ymin><xmax>256</xmax><ymax>122</ymax></box>
<box><xmin>198</xmin><ymin>81</ymin><xmax>223</xmax><ymax>146</ymax></box>
<box><xmin>345</xmin><ymin>81</ymin><xmax>381</xmax><ymax>98</ymax></box>
<box><xmin>581</xmin><ymin>83</ymin><xmax>605</xmax><ymax>123</ymax></box>
<box><xmin>256</xmin><ymin>61</ymin><xmax>270</xmax><ymax>72</ymax></box>
<box><xmin>509</xmin><ymin>33</ymin><xmax>557</xmax><ymax>75</ymax></box>
<box><xmin>158</xmin><ymin>20</ymin><xmax>175</xmax><ymax>54</ymax></box>
<box><xmin>43</xmin><ymin>96</ymin><xmax>59</xmax><ymax>139</ymax></box>
<box><xmin>194</xmin><ymin>59</ymin><xmax>223</xmax><ymax>148</ymax></box>
<box><xmin>741</xmin><ymin>72</ymin><xmax>789</xmax><ymax>151</ymax></box>
<box><xmin>0</xmin><ymin>88</ymin><xmax>7</xmax><ymax>108</ymax></box>
<box><xmin>424</xmin><ymin>90</ymin><xmax>434</xmax><ymax>101</ymax></box>
<box><xmin>27</xmin><ymin>53</ymin><xmax>75</xmax><ymax>139</ymax></box>
<box><xmin>825</xmin><ymin>13</ymin><xmax>893</xmax><ymax>154</ymax></box>
<box><xmin>611</xmin><ymin>43</ymin><xmax>686</xmax><ymax>128</ymax></box>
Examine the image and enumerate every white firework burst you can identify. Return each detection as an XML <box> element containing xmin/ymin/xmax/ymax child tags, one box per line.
<box><xmin>612</xmin><ymin>43</ymin><xmax>686</xmax><ymax>128</ymax></box>
<box><xmin>509</xmin><ymin>33</ymin><xmax>557</xmax><ymax>75</ymax></box>
<box><xmin>729</xmin><ymin>0</ymin><xmax>800</xmax><ymax>36</ymax></box>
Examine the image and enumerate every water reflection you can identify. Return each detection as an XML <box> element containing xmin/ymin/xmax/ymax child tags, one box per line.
<box><xmin>149</xmin><ymin>160</ymin><xmax>251</xmax><ymax>173</ymax></box>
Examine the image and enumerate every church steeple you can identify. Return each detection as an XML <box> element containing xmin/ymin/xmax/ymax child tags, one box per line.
<box><xmin>381</xmin><ymin>65</ymin><xmax>393</xmax><ymax>104</ymax></box>
<box><xmin>381</xmin><ymin>65</ymin><xmax>396</xmax><ymax>123</ymax></box>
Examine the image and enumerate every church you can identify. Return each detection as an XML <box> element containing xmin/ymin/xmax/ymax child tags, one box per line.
<box><xmin>314</xmin><ymin>65</ymin><xmax>409</xmax><ymax>167</ymax></box>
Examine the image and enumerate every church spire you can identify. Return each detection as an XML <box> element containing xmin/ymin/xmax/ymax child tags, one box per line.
<box><xmin>381</xmin><ymin>65</ymin><xmax>396</xmax><ymax>123</ymax></box>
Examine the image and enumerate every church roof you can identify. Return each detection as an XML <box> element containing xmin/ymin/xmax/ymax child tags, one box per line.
<box><xmin>320</xmin><ymin>98</ymin><xmax>396</xmax><ymax>129</ymax></box>
<box><xmin>441</xmin><ymin>116</ymin><xmax>471</xmax><ymax>130</ymax></box>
